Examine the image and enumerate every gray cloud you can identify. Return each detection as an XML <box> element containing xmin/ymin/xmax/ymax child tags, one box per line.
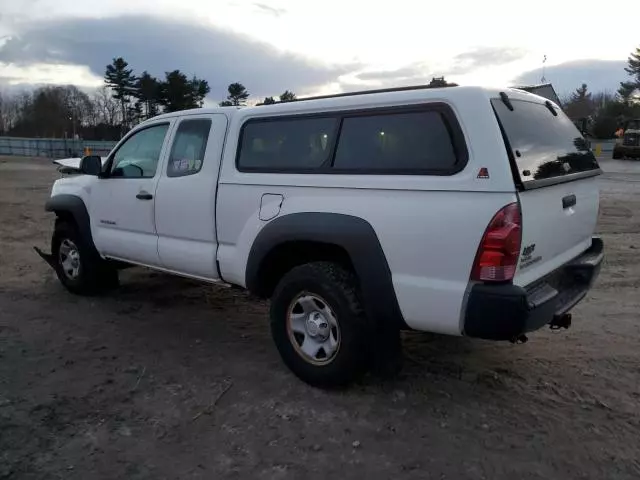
<box><xmin>0</xmin><ymin>15</ymin><xmax>354</xmax><ymax>99</ymax></box>
<box><xmin>446</xmin><ymin>46</ymin><xmax>526</xmax><ymax>75</ymax></box>
<box><xmin>454</xmin><ymin>47</ymin><xmax>525</xmax><ymax>65</ymax></box>
<box><xmin>513</xmin><ymin>59</ymin><xmax>627</xmax><ymax>96</ymax></box>
<box><xmin>253</xmin><ymin>2</ymin><xmax>286</xmax><ymax>16</ymax></box>
<box><xmin>355</xmin><ymin>63</ymin><xmax>430</xmax><ymax>82</ymax></box>
<box><xmin>351</xmin><ymin>48</ymin><xmax>524</xmax><ymax>87</ymax></box>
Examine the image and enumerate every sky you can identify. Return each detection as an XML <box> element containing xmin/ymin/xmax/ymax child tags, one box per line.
<box><xmin>0</xmin><ymin>0</ymin><xmax>636</xmax><ymax>102</ymax></box>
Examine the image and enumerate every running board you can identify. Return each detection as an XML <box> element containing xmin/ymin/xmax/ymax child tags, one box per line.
<box><xmin>34</xmin><ymin>246</ymin><xmax>56</xmax><ymax>270</ymax></box>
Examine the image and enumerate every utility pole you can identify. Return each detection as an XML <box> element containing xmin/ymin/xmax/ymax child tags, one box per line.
<box><xmin>541</xmin><ymin>55</ymin><xmax>547</xmax><ymax>83</ymax></box>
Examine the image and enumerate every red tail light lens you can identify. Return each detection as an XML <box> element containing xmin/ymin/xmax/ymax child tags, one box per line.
<box><xmin>471</xmin><ymin>202</ymin><xmax>522</xmax><ymax>282</ymax></box>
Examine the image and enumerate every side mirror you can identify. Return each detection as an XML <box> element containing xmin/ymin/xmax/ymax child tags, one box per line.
<box><xmin>80</xmin><ymin>155</ymin><xmax>102</xmax><ymax>176</ymax></box>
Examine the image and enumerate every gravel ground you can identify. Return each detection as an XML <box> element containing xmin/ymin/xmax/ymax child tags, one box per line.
<box><xmin>1</xmin><ymin>156</ymin><xmax>639</xmax><ymax>480</ymax></box>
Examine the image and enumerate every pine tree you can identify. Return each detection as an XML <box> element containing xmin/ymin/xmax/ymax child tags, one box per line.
<box><xmin>565</xmin><ymin>84</ymin><xmax>593</xmax><ymax>123</ymax></box>
<box><xmin>617</xmin><ymin>82</ymin><xmax>636</xmax><ymax>104</ymax></box>
<box><xmin>571</xmin><ymin>83</ymin><xmax>592</xmax><ymax>103</ymax></box>
<box><xmin>134</xmin><ymin>71</ymin><xmax>161</xmax><ymax>119</ymax></box>
<box><xmin>623</xmin><ymin>46</ymin><xmax>640</xmax><ymax>83</ymax></box>
<box><xmin>158</xmin><ymin>71</ymin><xmax>209</xmax><ymax>112</ymax></box>
<box><xmin>190</xmin><ymin>77</ymin><xmax>210</xmax><ymax>108</ymax></box>
<box><xmin>223</xmin><ymin>83</ymin><xmax>249</xmax><ymax>106</ymax></box>
<box><xmin>279</xmin><ymin>90</ymin><xmax>297</xmax><ymax>102</ymax></box>
<box><xmin>104</xmin><ymin>58</ymin><xmax>136</xmax><ymax>128</ymax></box>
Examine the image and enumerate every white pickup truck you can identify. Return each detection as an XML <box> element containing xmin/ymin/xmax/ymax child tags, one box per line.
<box><xmin>38</xmin><ymin>85</ymin><xmax>604</xmax><ymax>387</ymax></box>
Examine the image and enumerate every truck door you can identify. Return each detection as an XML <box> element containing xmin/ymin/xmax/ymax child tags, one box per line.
<box><xmin>154</xmin><ymin>114</ymin><xmax>228</xmax><ymax>280</ymax></box>
<box><xmin>90</xmin><ymin>121</ymin><xmax>173</xmax><ymax>267</ymax></box>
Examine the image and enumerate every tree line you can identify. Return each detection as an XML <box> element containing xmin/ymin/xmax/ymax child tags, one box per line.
<box><xmin>560</xmin><ymin>45</ymin><xmax>640</xmax><ymax>139</ymax></box>
<box><xmin>0</xmin><ymin>85</ymin><xmax>122</xmax><ymax>140</ymax></box>
<box><xmin>0</xmin><ymin>47</ymin><xmax>637</xmax><ymax>141</ymax></box>
<box><xmin>0</xmin><ymin>57</ymin><xmax>299</xmax><ymax>140</ymax></box>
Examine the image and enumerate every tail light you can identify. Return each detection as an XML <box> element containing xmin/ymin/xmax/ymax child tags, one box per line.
<box><xmin>471</xmin><ymin>202</ymin><xmax>522</xmax><ymax>282</ymax></box>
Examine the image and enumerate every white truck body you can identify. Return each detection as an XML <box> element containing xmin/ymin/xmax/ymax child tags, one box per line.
<box><xmin>44</xmin><ymin>85</ymin><xmax>604</xmax><ymax>386</ymax></box>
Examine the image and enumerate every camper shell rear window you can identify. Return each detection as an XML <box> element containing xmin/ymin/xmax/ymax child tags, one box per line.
<box><xmin>492</xmin><ymin>97</ymin><xmax>601</xmax><ymax>189</ymax></box>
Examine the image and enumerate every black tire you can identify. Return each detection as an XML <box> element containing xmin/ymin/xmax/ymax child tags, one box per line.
<box><xmin>51</xmin><ymin>221</ymin><xmax>118</xmax><ymax>295</ymax></box>
<box><xmin>270</xmin><ymin>262</ymin><xmax>368</xmax><ymax>388</ymax></box>
<box><xmin>612</xmin><ymin>149</ymin><xmax>622</xmax><ymax>160</ymax></box>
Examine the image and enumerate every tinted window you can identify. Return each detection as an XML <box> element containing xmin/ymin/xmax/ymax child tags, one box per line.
<box><xmin>168</xmin><ymin>119</ymin><xmax>212</xmax><ymax>177</ymax></box>
<box><xmin>333</xmin><ymin>110</ymin><xmax>458</xmax><ymax>171</ymax></box>
<box><xmin>111</xmin><ymin>124</ymin><xmax>169</xmax><ymax>178</ymax></box>
<box><xmin>238</xmin><ymin>117</ymin><xmax>337</xmax><ymax>170</ymax></box>
<box><xmin>492</xmin><ymin>99</ymin><xmax>599</xmax><ymax>183</ymax></box>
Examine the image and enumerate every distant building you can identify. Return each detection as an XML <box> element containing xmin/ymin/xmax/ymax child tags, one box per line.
<box><xmin>512</xmin><ymin>83</ymin><xmax>562</xmax><ymax>108</ymax></box>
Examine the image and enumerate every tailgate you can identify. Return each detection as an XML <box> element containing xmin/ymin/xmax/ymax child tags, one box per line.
<box><xmin>491</xmin><ymin>95</ymin><xmax>601</xmax><ymax>287</ymax></box>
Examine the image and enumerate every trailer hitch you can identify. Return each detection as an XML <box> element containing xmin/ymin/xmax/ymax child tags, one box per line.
<box><xmin>549</xmin><ymin>313</ymin><xmax>572</xmax><ymax>330</ymax></box>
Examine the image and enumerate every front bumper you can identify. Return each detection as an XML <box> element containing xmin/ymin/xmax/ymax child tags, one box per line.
<box><xmin>463</xmin><ymin>237</ymin><xmax>604</xmax><ymax>341</ymax></box>
<box><xmin>614</xmin><ymin>145</ymin><xmax>640</xmax><ymax>158</ymax></box>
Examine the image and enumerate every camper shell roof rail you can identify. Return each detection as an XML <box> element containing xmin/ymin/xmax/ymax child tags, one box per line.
<box><xmin>272</xmin><ymin>83</ymin><xmax>458</xmax><ymax>105</ymax></box>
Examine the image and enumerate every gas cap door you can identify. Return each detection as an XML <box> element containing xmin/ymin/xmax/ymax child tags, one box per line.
<box><xmin>259</xmin><ymin>193</ymin><xmax>284</xmax><ymax>221</ymax></box>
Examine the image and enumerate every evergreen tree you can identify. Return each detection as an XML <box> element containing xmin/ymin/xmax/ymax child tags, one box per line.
<box><xmin>134</xmin><ymin>71</ymin><xmax>161</xmax><ymax>119</ymax></box>
<box><xmin>223</xmin><ymin>83</ymin><xmax>250</xmax><ymax>106</ymax></box>
<box><xmin>104</xmin><ymin>57</ymin><xmax>136</xmax><ymax>127</ymax></box>
<box><xmin>623</xmin><ymin>46</ymin><xmax>640</xmax><ymax>84</ymax></box>
<box><xmin>279</xmin><ymin>90</ymin><xmax>297</xmax><ymax>102</ymax></box>
<box><xmin>159</xmin><ymin>70</ymin><xmax>209</xmax><ymax>112</ymax></box>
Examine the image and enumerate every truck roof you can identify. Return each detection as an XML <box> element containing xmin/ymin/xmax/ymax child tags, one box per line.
<box><xmin>142</xmin><ymin>85</ymin><xmax>552</xmax><ymax>126</ymax></box>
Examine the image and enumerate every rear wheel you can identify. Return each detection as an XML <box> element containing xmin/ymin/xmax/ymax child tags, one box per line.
<box><xmin>52</xmin><ymin>221</ymin><xmax>118</xmax><ymax>295</ymax></box>
<box><xmin>270</xmin><ymin>262</ymin><xmax>368</xmax><ymax>388</ymax></box>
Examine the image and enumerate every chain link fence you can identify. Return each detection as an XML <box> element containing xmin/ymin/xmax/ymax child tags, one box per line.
<box><xmin>0</xmin><ymin>137</ymin><xmax>117</xmax><ymax>159</ymax></box>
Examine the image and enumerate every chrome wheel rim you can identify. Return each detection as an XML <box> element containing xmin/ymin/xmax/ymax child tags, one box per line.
<box><xmin>286</xmin><ymin>293</ymin><xmax>341</xmax><ymax>366</ymax></box>
<box><xmin>58</xmin><ymin>238</ymin><xmax>81</xmax><ymax>280</ymax></box>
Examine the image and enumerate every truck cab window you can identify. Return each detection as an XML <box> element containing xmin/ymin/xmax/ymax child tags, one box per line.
<box><xmin>167</xmin><ymin>119</ymin><xmax>212</xmax><ymax>177</ymax></box>
<box><xmin>111</xmin><ymin>124</ymin><xmax>169</xmax><ymax>178</ymax></box>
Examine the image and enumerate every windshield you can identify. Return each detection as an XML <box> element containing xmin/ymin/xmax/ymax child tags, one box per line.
<box><xmin>492</xmin><ymin>98</ymin><xmax>600</xmax><ymax>185</ymax></box>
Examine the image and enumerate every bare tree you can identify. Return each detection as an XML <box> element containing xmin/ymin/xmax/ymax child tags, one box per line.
<box><xmin>92</xmin><ymin>86</ymin><xmax>120</xmax><ymax>126</ymax></box>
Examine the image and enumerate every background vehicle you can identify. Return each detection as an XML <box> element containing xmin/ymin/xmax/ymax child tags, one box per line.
<box><xmin>613</xmin><ymin>128</ymin><xmax>640</xmax><ymax>159</ymax></box>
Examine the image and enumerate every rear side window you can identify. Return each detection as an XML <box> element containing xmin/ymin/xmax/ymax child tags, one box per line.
<box><xmin>492</xmin><ymin>98</ymin><xmax>600</xmax><ymax>186</ymax></box>
<box><xmin>167</xmin><ymin>119</ymin><xmax>212</xmax><ymax>177</ymax></box>
<box><xmin>333</xmin><ymin>110</ymin><xmax>458</xmax><ymax>172</ymax></box>
<box><xmin>238</xmin><ymin>117</ymin><xmax>337</xmax><ymax>170</ymax></box>
<box><xmin>236</xmin><ymin>104</ymin><xmax>467</xmax><ymax>174</ymax></box>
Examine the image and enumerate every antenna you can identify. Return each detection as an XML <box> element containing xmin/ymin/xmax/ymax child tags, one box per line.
<box><xmin>541</xmin><ymin>55</ymin><xmax>547</xmax><ymax>83</ymax></box>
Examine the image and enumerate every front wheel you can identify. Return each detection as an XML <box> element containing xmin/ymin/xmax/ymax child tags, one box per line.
<box><xmin>270</xmin><ymin>262</ymin><xmax>368</xmax><ymax>388</ymax></box>
<box><xmin>52</xmin><ymin>221</ymin><xmax>118</xmax><ymax>295</ymax></box>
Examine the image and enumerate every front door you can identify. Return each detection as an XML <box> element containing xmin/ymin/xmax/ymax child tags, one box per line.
<box><xmin>90</xmin><ymin>121</ymin><xmax>173</xmax><ymax>267</ymax></box>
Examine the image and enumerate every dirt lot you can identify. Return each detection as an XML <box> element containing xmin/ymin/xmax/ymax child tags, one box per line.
<box><xmin>1</xmin><ymin>156</ymin><xmax>639</xmax><ymax>479</ymax></box>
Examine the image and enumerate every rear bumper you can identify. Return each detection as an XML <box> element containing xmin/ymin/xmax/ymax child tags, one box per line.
<box><xmin>463</xmin><ymin>237</ymin><xmax>604</xmax><ymax>341</ymax></box>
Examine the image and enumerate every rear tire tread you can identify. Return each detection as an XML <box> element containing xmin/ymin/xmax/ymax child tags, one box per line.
<box><xmin>270</xmin><ymin>261</ymin><xmax>368</xmax><ymax>388</ymax></box>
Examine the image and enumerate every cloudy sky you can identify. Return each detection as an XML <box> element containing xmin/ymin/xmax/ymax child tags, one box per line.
<box><xmin>0</xmin><ymin>0</ymin><xmax>636</xmax><ymax>102</ymax></box>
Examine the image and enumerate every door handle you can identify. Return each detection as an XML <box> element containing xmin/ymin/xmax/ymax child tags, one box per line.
<box><xmin>562</xmin><ymin>194</ymin><xmax>576</xmax><ymax>209</ymax></box>
<box><xmin>136</xmin><ymin>191</ymin><xmax>153</xmax><ymax>200</ymax></box>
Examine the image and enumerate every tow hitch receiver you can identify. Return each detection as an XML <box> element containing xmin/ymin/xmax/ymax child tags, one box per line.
<box><xmin>33</xmin><ymin>246</ymin><xmax>56</xmax><ymax>270</ymax></box>
<box><xmin>550</xmin><ymin>313</ymin><xmax>572</xmax><ymax>330</ymax></box>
